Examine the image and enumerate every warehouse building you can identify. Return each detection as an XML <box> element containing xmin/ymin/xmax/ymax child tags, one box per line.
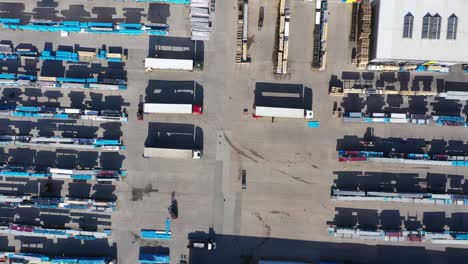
<box><xmin>370</xmin><ymin>0</ymin><xmax>467</xmax><ymax>68</ymax></box>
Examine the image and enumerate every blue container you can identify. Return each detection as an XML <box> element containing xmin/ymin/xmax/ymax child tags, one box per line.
<box><xmin>17</xmin><ymin>106</ymin><xmax>40</xmax><ymax>112</ymax></box>
<box><xmin>308</xmin><ymin>121</ymin><xmax>319</xmax><ymax>128</ymax></box>
<box><xmin>63</xmin><ymin>21</ymin><xmax>80</xmax><ymax>26</ymax></box>
<box><xmin>87</xmin><ymin>22</ymin><xmax>113</xmax><ymax>28</ymax></box>
<box><xmin>455</xmin><ymin>234</ymin><xmax>468</xmax><ymax>240</ymax></box>
<box><xmin>119</xmin><ymin>23</ymin><xmax>142</xmax><ymax>29</ymax></box>
<box><xmin>57</xmin><ymin>77</ymin><xmax>87</xmax><ymax>83</ymax></box>
<box><xmin>0</xmin><ymin>73</ymin><xmax>16</xmax><ymax>79</ymax></box>
<box><xmin>0</xmin><ymin>18</ymin><xmax>20</xmax><ymax>24</ymax></box>
<box><xmin>75</xmin><ymin>235</ymin><xmax>96</xmax><ymax>240</ymax></box>
<box><xmin>71</xmin><ymin>174</ymin><xmax>93</xmax><ymax>180</ymax></box>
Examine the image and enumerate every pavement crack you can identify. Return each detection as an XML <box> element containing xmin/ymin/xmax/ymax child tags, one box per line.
<box><xmin>274</xmin><ymin>169</ymin><xmax>315</xmax><ymax>185</ymax></box>
<box><xmin>269</xmin><ymin>210</ymin><xmax>290</xmax><ymax>217</ymax></box>
<box><xmin>252</xmin><ymin>212</ymin><xmax>271</xmax><ymax>251</ymax></box>
<box><xmin>252</xmin><ymin>212</ymin><xmax>271</xmax><ymax>236</ymax></box>
<box><xmin>130</xmin><ymin>232</ymin><xmax>140</xmax><ymax>244</ymax></box>
<box><xmin>223</xmin><ymin>133</ymin><xmax>258</xmax><ymax>163</ymax></box>
<box><xmin>247</xmin><ymin>148</ymin><xmax>265</xmax><ymax>160</ymax></box>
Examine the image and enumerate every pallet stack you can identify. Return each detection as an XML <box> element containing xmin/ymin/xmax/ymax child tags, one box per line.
<box><xmin>235</xmin><ymin>0</ymin><xmax>244</xmax><ymax>62</ymax></box>
<box><xmin>276</xmin><ymin>0</ymin><xmax>290</xmax><ymax>74</ymax></box>
<box><xmin>312</xmin><ymin>0</ymin><xmax>327</xmax><ymax>69</ymax></box>
<box><xmin>353</xmin><ymin>0</ymin><xmax>371</xmax><ymax>69</ymax></box>
<box><xmin>349</xmin><ymin>2</ymin><xmax>358</xmax><ymax>41</ymax></box>
<box><xmin>190</xmin><ymin>0</ymin><xmax>212</xmax><ymax>40</ymax></box>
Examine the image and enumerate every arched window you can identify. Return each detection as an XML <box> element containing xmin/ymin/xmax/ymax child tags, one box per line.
<box><xmin>403</xmin><ymin>12</ymin><xmax>414</xmax><ymax>38</ymax></box>
<box><xmin>430</xmin><ymin>13</ymin><xmax>441</xmax><ymax>39</ymax></box>
<box><xmin>421</xmin><ymin>13</ymin><xmax>431</xmax><ymax>39</ymax></box>
<box><xmin>447</xmin><ymin>14</ymin><xmax>458</xmax><ymax>40</ymax></box>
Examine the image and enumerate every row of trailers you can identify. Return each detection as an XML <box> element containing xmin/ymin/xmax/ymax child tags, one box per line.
<box><xmin>329</xmin><ymin>86</ymin><xmax>468</xmax><ymax>99</ymax></box>
<box><xmin>331</xmin><ymin>72</ymin><xmax>468</xmax><ymax>245</ymax></box>
<box><xmin>0</xmin><ymin>135</ymin><xmax>124</xmax><ymax>151</ymax></box>
<box><xmin>0</xmin><ymin>252</ymin><xmax>116</xmax><ymax>264</ymax></box>
<box><xmin>275</xmin><ymin>0</ymin><xmax>291</xmax><ymax>75</ymax></box>
<box><xmin>0</xmin><ymin>105</ymin><xmax>127</xmax><ymax>122</ymax></box>
<box><xmin>0</xmin><ymin>193</ymin><xmax>116</xmax><ymax>212</ymax></box>
<box><xmin>329</xmin><ymin>180</ymin><xmax>468</xmax><ymax>245</ymax></box>
<box><xmin>338</xmin><ymin>150</ymin><xmax>468</xmax><ymax>167</ymax></box>
<box><xmin>0</xmin><ymin>43</ymin><xmax>125</xmax><ymax>63</ymax></box>
<box><xmin>312</xmin><ymin>0</ymin><xmax>327</xmax><ymax>69</ymax></box>
<box><xmin>334</xmin><ymin>113</ymin><xmax>468</xmax><ymax>245</ymax></box>
<box><xmin>0</xmin><ymin>91</ymin><xmax>125</xmax><ymax>249</ymax></box>
<box><xmin>0</xmin><ymin>73</ymin><xmax>127</xmax><ymax>91</ymax></box>
<box><xmin>343</xmin><ymin>112</ymin><xmax>468</xmax><ymax>127</ymax></box>
<box><xmin>328</xmin><ymin>226</ymin><xmax>468</xmax><ymax>244</ymax></box>
<box><xmin>0</xmin><ymin>18</ymin><xmax>169</xmax><ymax>36</ymax></box>
<box><xmin>0</xmin><ymin>251</ymin><xmax>168</xmax><ymax>264</ymax></box>
<box><xmin>0</xmin><ymin>119</ymin><xmax>123</xmax><ymax>253</ymax></box>
<box><xmin>0</xmin><ymin>21</ymin><xmax>131</xmax><ymax>262</ymax></box>
<box><xmin>332</xmin><ymin>188</ymin><xmax>468</xmax><ymax>206</ymax></box>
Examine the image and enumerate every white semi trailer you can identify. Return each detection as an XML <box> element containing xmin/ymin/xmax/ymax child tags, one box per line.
<box><xmin>254</xmin><ymin>106</ymin><xmax>313</xmax><ymax>119</ymax></box>
<box><xmin>143</xmin><ymin>147</ymin><xmax>202</xmax><ymax>159</ymax></box>
<box><xmin>143</xmin><ymin>103</ymin><xmax>203</xmax><ymax>115</ymax></box>
<box><xmin>145</xmin><ymin>58</ymin><xmax>194</xmax><ymax>71</ymax></box>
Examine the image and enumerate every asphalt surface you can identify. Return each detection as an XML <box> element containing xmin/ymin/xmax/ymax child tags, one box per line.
<box><xmin>1</xmin><ymin>0</ymin><xmax>468</xmax><ymax>264</ymax></box>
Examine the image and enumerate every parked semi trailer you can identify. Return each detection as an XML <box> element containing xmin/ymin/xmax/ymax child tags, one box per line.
<box><xmin>144</xmin><ymin>147</ymin><xmax>202</xmax><ymax>159</ymax></box>
<box><xmin>0</xmin><ymin>252</ymin><xmax>116</xmax><ymax>264</ymax></box>
<box><xmin>0</xmin><ymin>135</ymin><xmax>124</xmax><ymax>151</ymax></box>
<box><xmin>0</xmin><ymin>223</ymin><xmax>110</xmax><ymax>240</ymax></box>
<box><xmin>145</xmin><ymin>58</ymin><xmax>194</xmax><ymax>71</ymax></box>
<box><xmin>331</xmin><ymin>187</ymin><xmax>468</xmax><ymax>206</ymax></box>
<box><xmin>0</xmin><ymin>18</ymin><xmax>169</xmax><ymax>36</ymax></box>
<box><xmin>0</xmin><ymin>165</ymin><xmax>126</xmax><ymax>182</ymax></box>
<box><xmin>0</xmin><ymin>105</ymin><xmax>127</xmax><ymax>122</ymax></box>
<box><xmin>328</xmin><ymin>225</ymin><xmax>468</xmax><ymax>245</ymax></box>
<box><xmin>143</xmin><ymin>103</ymin><xmax>202</xmax><ymax>115</ymax></box>
<box><xmin>254</xmin><ymin>106</ymin><xmax>313</xmax><ymax>119</ymax></box>
<box><xmin>0</xmin><ymin>194</ymin><xmax>116</xmax><ymax>212</ymax></box>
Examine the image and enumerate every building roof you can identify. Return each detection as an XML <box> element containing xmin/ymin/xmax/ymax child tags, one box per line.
<box><xmin>373</xmin><ymin>0</ymin><xmax>468</xmax><ymax>63</ymax></box>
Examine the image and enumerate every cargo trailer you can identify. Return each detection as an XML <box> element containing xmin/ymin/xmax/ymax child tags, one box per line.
<box><xmin>145</xmin><ymin>58</ymin><xmax>194</xmax><ymax>71</ymax></box>
<box><xmin>144</xmin><ymin>147</ymin><xmax>202</xmax><ymax>159</ymax></box>
<box><xmin>254</xmin><ymin>106</ymin><xmax>313</xmax><ymax>119</ymax></box>
<box><xmin>143</xmin><ymin>103</ymin><xmax>202</xmax><ymax>115</ymax></box>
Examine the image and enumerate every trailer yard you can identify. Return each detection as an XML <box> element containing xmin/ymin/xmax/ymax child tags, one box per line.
<box><xmin>0</xmin><ymin>0</ymin><xmax>467</xmax><ymax>264</ymax></box>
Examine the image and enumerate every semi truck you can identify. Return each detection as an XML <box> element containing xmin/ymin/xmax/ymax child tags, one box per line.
<box><xmin>258</xmin><ymin>6</ymin><xmax>264</xmax><ymax>30</ymax></box>
<box><xmin>137</xmin><ymin>95</ymin><xmax>144</xmax><ymax>120</ymax></box>
<box><xmin>143</xmin><ymin>103</ymin><xmax>203</xmax><ymax>115</ymax></box>
<box><xmin>143</xmin><ymin>147</ymin><xmax>202</xmax><ymax>159</ymax></box>
<box><xmin>254</xmin><ymin>106</ymin><xmax>313</xmax><ymax>119</ymax></box>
